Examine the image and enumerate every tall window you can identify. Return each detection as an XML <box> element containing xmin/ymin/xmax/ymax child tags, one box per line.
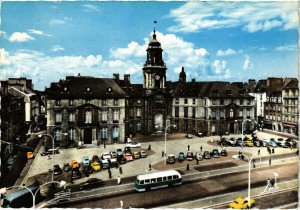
<box><xmin>55</xmin><ymin>100</ymin><xmax>61</xmax><ymax>106</ymax></box>
<box><xmin>102</xmin><ymin>99</ymin><xmax>107</xmax><ymax>106</ymax></box>
<box><xmin>69</xmin><ymin>99</ymin><xmax>74</xmax><ymax>106</ymax></box>
<box><xmin>239</xmin><ymin>110</ymin><xmax>243</xmax><ymax>117</ymax></box>
<box><xmin>69</xmin><ymin>112</ymin><xmax>75</xmax><ymax>122</ymax></box>
<box><xmin>54</xmin><ymin>129</ymin><xmax>62</xmax><ymax>143</ymax></box>
<box><xmin>114</xmin><ymin>99</ymin><xmax>118</xmax><ymax>106</ymax></box>
<box><xmin>101</xmin><ymin>110</ymin><xmax>107</xmax><ymax>122</ymax></box>
<box><xmin>230</xmin><ymin>109</ymin><xmax>234</xmax><ymax>118</ymax></box>
<box><xmin>113</xmin><ymin>109</ymin><xmax>119</xmax><ymax>121</ymax></box>
<box><xmin>130</xmin><ymin>108</ymin><xmax>134</xmax><ymax>118</ymax></box>
<box><xmin>137</xmin><ymin>122</ymin><xmax>141</xmax><ymax>132</ymax></box>
<box><xmin>212</xmin><ymin>110</ymin><xmax>216</xmax><ymax>118</ymax></box>
<box><xmin>220</xmin><ymin>110</ymin><xmax>225</xmax><ymax>118</ymax></box>
<box><xmin>184</xmin><ymin>107</ymin><xmax>188</xmax><ymax>118</ymax></box>
<box><xmin>247</xmin><ymin>109</ymin><xmax>250</xmax><ymax>117</ymax></box>
<box><xmin>68</xmin><ymin>128</ymin><xmax>75</xmax><ymax>141</ymax></box>
<box><xmin>175</xmin><ymin>107</ymin><xmax>179</xmax><ymax>117</ymax></box>
<box><xmin>220</xmin><ymin>99</ymin><xmax>224</xmax><ymax>105</ymax></box>
<box><xmin>212</xmin><ymin>99</ymin><xmax>217</xmax><ymax>105</ymax></box>
<box><xmin>175</xmin><ymin>98</ymin><xmax>179</xmax><ymax>104</ymax></box>
<box><xmin>55</xmin><ymin>111</ymin><xmax>62</xmax><ymax>123</ymax></box>
<box><xmin>100</xmin><ymin>127</ymin><xmax>108</xmax><ymax>140</ymax></box>
<box><xmin>184</xmin><ymin>98</ymin><xmax>188</xmax><ymax>104</ymax></box>
<box><xmin>137</xmin><ymin>108</ymin><xmax>141</xmax><ymax>118</ymax></box>
<box><xmin>112</xmin><ymin>126</ymin><xmax>119</xmax><ymax>140</ymax></box>
<box><xmin>240</xmin><ymin>99</ymin><xmax>243</xmax><ymax>105</ymax></box>
<box><xmin>192</xmin><ymin>98</ymin><xmax>196</xmax><ymax>105</ymax></box>
<box><xmin>85</xmin><ymin>111</ymin><xmax>92</xmax><ymax>123</ymax></box>
<box><xmin>184</xmin><ymin>120</ymin><xmax>188</xmax><ymax>131</ymax></box>
<box><xmin>192</xmin><ymin>107</ymin><xmax>196</xmax><ymax>118</ymax></box>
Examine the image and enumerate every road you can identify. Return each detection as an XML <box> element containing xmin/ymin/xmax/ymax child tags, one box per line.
<box><xmin>52</xmin><ymin>161</ymin><xmax>298</xmax><ymax>209</ymax></box>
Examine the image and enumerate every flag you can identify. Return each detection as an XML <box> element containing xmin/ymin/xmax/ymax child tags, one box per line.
<box><xmin>154</xmin><ymin>20</ymin><xmax>157</xmax><ymax>24</ymax></box>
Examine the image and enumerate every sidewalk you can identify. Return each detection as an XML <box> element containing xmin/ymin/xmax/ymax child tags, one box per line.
<box><xmin>262</xmin><ymin>129</ymin><xmax>298</xmax><ymax>140</ymax></box>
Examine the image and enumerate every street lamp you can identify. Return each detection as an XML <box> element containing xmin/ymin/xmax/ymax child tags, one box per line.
<box><xmin>241</xmin><ymin>119</ymin><xmax>251</xmax><ymax>148</ymax></box>
<box><xmin>237</xmin><ymin>153</ymin><xmax>258</xmax><ymax>209</ymax></box>
<box><xmin>38</xmin><ymin>133</ymin><xmax>67</xmax><ymax>182</ymax></box>
<box><xmin>273</xmin><ymin>172</ymin><xmax>278</xmax><ymax>189</ymax></box>
<box><xmin>164</xmin><ymin>124</ymin><xmax>176</xmax><ymax>165</ymax></box>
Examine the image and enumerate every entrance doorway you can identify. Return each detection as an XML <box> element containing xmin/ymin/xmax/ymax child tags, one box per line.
<box><xmin>154</xmin><ymin>113</ymin><xmax>163</xmax><ymax>129</ymax></box>
<box><xmin>229</xmin><ymin>123</ymin><xmax>234</xmax><ymax>133</ymax></box>
<box><xmin>84</xmin><ymin>128</ymin><xmax>92</xmax><ymax>144</ymax></box>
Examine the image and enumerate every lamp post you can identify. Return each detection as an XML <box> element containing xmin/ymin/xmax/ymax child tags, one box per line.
<box><xmin>164</xmin><ymin>124</ymin><xmax>176</xmax><ymax>165</ymax></box>
<box><xmin>273</xmin><ymin>172</ymin><xmax>278</xmax><ymax>189</ymax></box>
<box><xmin>38</xmin><ymin>133</ymin><xmax>67</xmax><ymax>182</ymax></box>
<box><xmin>241</xmin><ymin>119</ymin><xmax>251</xmax><ymax>148</ymax></box>
<box><xmin>240</xmin><ymin>153</ymin><xmax>258</xmax><ymax>208</ymax></box>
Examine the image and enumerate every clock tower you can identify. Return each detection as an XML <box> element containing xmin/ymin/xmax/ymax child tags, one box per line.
<box><xmin>143</xmin><ymin>28</ymin><xmax>167</xmax><ymax>93</ymax></box>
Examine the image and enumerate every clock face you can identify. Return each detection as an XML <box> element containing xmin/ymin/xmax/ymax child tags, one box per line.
<box><xmin>155</xmin><ymin>74</ymin><xmax>160</xmax><ymax>80</ymax></box>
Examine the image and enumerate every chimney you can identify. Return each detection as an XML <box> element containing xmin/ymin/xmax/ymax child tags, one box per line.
<box><xmin>191</xmin><ymin>78</ymin><xmax>196</xmax><ymax>83</ymax></box>
<box><xmin>113</xmin><ymin>73</ymin><xmax>120</xmax><ymax>80</ymax></box>
<box><xmin>124</xmin><ymin>74</ymin><xmax>130</xmax><ymax>83</ymax></box>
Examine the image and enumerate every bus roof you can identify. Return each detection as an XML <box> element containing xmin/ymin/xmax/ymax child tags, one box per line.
<box><xmin>4</xmin><ymin>184</ymin><xmax>39</xmax><ymax>201</ymax></box>
<box><xmin>137</xmin><ymin>170</ymin><xmax>181</xmax><ymax>180</ymax></box>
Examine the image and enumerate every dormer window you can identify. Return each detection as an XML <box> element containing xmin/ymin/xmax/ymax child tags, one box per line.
<box><xmin>226</xmin><ymin>89</ymin><xmax>232</xmax><ymax>95</ymax></box>
<box><xmin>64</xmin><ymin>87</ymin><xmax>68</xmax><ymax>92</ymax></box>
<box><xmin>86</xmin><ymin>87</ymin><xmax>91</xmax><ymax>92</ymax></box>
<box><xmin>107</xmin><ymin>87</ymin><xmax>112</xmax><ymax>92</ymax></box>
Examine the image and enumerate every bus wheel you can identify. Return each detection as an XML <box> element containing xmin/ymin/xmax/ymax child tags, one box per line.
<box><xmin>146</xmin><ymin>186</ymin><xmax>151</xmax><ymax>191</ymax></box>
<box><xmin>168</xmin><ymin>183</ymin><xmax>173</xmax><ymax>187</ymax></box>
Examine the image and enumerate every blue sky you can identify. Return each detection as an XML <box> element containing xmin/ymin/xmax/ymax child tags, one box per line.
<box><xmin>1</xmin><ymin>1</ymin><xmax>298</xmax><ymax>90</ymax></box>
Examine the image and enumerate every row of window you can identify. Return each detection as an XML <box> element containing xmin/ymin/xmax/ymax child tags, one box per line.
<box><xmin>139</xmin><ymin>175</ymin><xmax>179</xmax><ymax>185</ymax></box>
<box><xmin>55</xmin><ymin>99</ymin><xmax>121</xmax><ymax>107</ymax></box>
<box><xmin>266</xmin><ymin>97</ymin><xmax>282</xmax><ymax>103</ymax></box>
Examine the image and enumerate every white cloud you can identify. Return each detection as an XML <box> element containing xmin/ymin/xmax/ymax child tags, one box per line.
<box><xmin>110</xmin><ymin>41</ymin><xmax>146</xmax><ymax>59</ymax></box>
<box><xmin>243</xmin><ymin>55</ymin><xmax>253</xmax><ymax>71</ymax></box>
<box><xmin>51</xmin><ymin>45</ymin><xmax>65</xmax><ymax>52</ymax></box>
<box><xmin>275</xmin><ymin>44</ymin><xmax>297</xmax><ymax>52</ymax></box>
<box><xmin>217</xmin><ymin>48</ymin><xmax>237</xmax><ymax>56</ymax></box>
<box><xmin>9</xmin><ymin>32</ymin><xmax>35</xmax><ymax>42</ymax></box>
<box><xmin>168</xmin><ymin>2</ymin><xmax>298</xmax><ymax>33</ymax></box>
<box><xmin>49</xmin><ymin>17</ymin><xmax>71</xmax><ymax>26</ymax></box>
<box><xmin>211</xmin><ymin>60</ymin><xmax>232</xmax><ymax>80</ymax></box>
<box><xmin>28</xmin><ymin>29</ymin><xmax>51</xmax><ymax>37</ymax></box>
<box><xmin>82</xmin><ymin>4</ymin><xmax>101</xmax><ymax>12</ymax></box>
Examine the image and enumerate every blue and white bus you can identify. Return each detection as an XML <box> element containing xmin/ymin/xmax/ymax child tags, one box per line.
<box><xmin>134</xmin><ymin>170</ymin><xmax>182</xmax><ymax>192</ymax></box>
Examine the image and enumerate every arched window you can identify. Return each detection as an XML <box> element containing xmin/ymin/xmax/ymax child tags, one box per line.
<box><xmin>112</xmin><ymin>126</ymin><xmax>119</xmax><ymax>140</ymax></box>
<box><xmin>136</xmin><ymin>122</ymin><xmax>141</xmax><ymax>132</ymax></box>
<box><xmin>68</xmin><ymin>128</ymin><xmax>75</xmax><ymax>141</ymax></box>
<box><xmin>85</xmin><ymin>110</ymin><xmax>92</xmax><ymax>123</ymax></box>
<box><xmin>230</xmin><ymin>109</ymin><xmax>234</xmax><ymax>118</ymax></box>
<box><xmin>54</xmin><ymin>129</ymin><xmax>62</xmax><ymax>145</ymax></box>
<box><xmin>100</xmin><ymin>127</ymin><xmax>108</xmax><ymax>140</ymax></box>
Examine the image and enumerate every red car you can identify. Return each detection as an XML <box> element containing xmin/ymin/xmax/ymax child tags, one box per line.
<box><xmin>123</xmin><ymin>153</ymin><xmax>133</xmax><ymax>161</ymax></box>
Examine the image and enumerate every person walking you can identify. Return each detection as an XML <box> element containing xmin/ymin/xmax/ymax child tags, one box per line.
<box><xmin>187</xmin><ymin>144</ymin><xmax>190</xmax><ymax>151</ymax></box>
<box><xmin>258</xmin><ymin>149</ymin><xmax>260</xmax><ymax>155</ymax></box>
<box><xmin>162</xmin><ymin>151</ymin><xmax>164</xmax><ymax>157</ymax></box>
<box><xmin>196</xmin><ymin>158</ymin><xmax>199</xmax><ymax>165</ymax></box>
<box><xmin>187</xmin><ymin>163</ymin><xmax>190</xmax><ymax>171</ymax></box>
<box><xmin>253</xmin><ymin>160</ymin><xmax>256</xmax><ymax>168</ymax></box>
<box><xmin>269</xmin><ymin>158</ymin><xmax>272</xmax><ymax>166</ymax></box>
<box><xmin>119</xmin><ymin>166</ymin><xmax>123</xmax><ymax>174</ymax></box>
<box><xmin>149</xmin><ymin>163</ymin><xmax>152</xmax><ymax>171</ymax></box>
<box><xmin>267</xmin><ymin>178</ymin><xmax>270</xmax><ymax>186</ymax></box>
<box><xmin>117</xmin><ymin>176</ymin><xmax>121</xmax><ymax>185</ymax></box>
<box><xmin>272</xmin><ymin>148</ymin><xmax>275</xmax><ymax>154</ymax></box>
<box><xmin>104</xmin><ymin>141</ymin><xmax>106</xmax><ymax>149</ymax></box>
<box><xmin>200</xmin><ymin>146</ymin><xmax>203</xmax><ymax>152</ymax></box>
<box><xmin>108</xmin><ymin>169</ymin><xmax>112</xmax><ymax>179</ymax></box>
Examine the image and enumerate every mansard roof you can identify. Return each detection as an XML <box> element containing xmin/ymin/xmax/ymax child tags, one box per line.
<box><xmin>283</xmin><ymin>78</ymin><xmax>298</xmax><ymax>89</ymax></box>
<box><xmin>172</xmin><ymin>81</ymin><xmax>254</xmax><ymax>99</ymax></box>
<box><xmin>45</xmin><ymin>76</ymin><xmax>127</xmax><ymax>99</ymax></box>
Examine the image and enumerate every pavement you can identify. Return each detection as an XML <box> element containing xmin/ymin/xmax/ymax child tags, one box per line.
<box><xmin>23</xmin><ymin>131</ymin><xmax>298</xmax><ymax>187</ymax></box>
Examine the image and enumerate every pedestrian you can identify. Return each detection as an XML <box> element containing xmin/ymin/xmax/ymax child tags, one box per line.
<box><xmin>162</xmin><ymin>151</ymin><xmax>164</xmax><ymax>157</ymax></box>
<box><xmin>272</xmin><ymin>148</ymin><xmax>275</xmax><ymax>154</ymax></box>
<box><xmin>108</xmin><ymin>169</ymin><xmax>112</xmax><ymax>179</ymax></box>
<box><xmin>187</xmin><ymin>144</ymin><xmax>190</xmax><ymax>151</ymax></box>
<box><xmin>117</xmin><ymin>176</ymin><xmax>121</xmax><ymax>185</ymax></box>
<box><xmin>48</xmin><ymin>154</ymin><xmax>51</xmax><ymax>160</ymax></box>
<box><xmin>149</xmin><ymin>163</ymin><xmax>152</xmax><ymax>171</ymax></box>
<box><xmin>120</xmin><ymin>200</ymin><xmax>123</xmax><ymax>209</ymax></box>
<box><xmin>211</xmin><ymin>137</ymin><xmax>214</xmax><ymax>143</ymax></box>
<box><xmin>119</xmin><ymin>166</ymin><xmax>123</xmax><ymax>174</ymax></box>
<box><xmin>290</xmin><ymin>144</ymin><xmax>293</xmax><ymax>150</ymax></box>
<box><xmin>187</xmin><ymin>163</ymin><xmax>190</xmax><ymax>171</ymax></box>
<box><xmin>129</xmin><ymin>205</ymin><xmax>132</xmax><ymax>209</ymax></box>
<box><xmin>200</xmin><ymin>146</ymin><xmax>203</xmax><ymax>152</ymax></box>
<box><xmin>270</xmin><ymin>178</ymin><xmax>275</xmax><ymax>187</ymax></box>
<box><xmin>253</xmin><ymin>160</ymin><xmax>256</xmax><ymax>168</ymax></box>
<box><xmin>269</xmin><ymin>158</ymin><xmax>271</xmax><ymax>166</ymax></box>
<box><xmin>148</xmin><ymin>144</ymin><xmax>151</xmax><ymax>150</ymax></box>
<box><xmin>104</xmin><ymin>141</ymin><xmax>106</xmax><ymax>149</ymax></box>
<box><xmin>267</xmin><ymin>178</ymin><xmax>270</xmax><ymax>186</ymax></box>
<box><xmin>196</xmin><ymin>158</ymin><xmax>199</xmax><ymax>165</ymax></box>
<box><xmin>258</xmin><ymin>149</ymin><xmax>260</xmax><ymax>155</ymax></box>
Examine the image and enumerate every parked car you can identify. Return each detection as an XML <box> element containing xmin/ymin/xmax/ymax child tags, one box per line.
<box><xmin>178</xmin><ymin>152</ymin><xmax>185</xmax><ymax>162</ymax></box>
<box><xmin>203</xmin><ymin>151</ymin><xmax>211</xmax><ymax>159</ymax></box>
<box><xmin>210</xmin><ymin>149</ymin><xmax>220</xmax><ymax>158</ymax></box>
<box><xmin>220</xmin><ymin>149</ymin><xmax>227</xmax><ymax>156</ymax></box>
<box><xmin>235</xmin><ymin>138</ymin><xmax>245</xmax><ymax>147</ymax></box>
<box><xmin>275</xmin><ymin>138</ymin><xmax>288</xmax><ymax>148</ymax></box>
<box><xmin>195</xmin><ymin>132</ymin><xmax>205</xmax><ymax>137</ymax></box>
<box><xmin>71</xmin><ymin>160</ymin><xmax>80</xmax><ymax>169</ymax></box>
<box><xmin>166</xmin><ymin>154</ymin><xmax>176</xmax><ymax>164</ymax></box>
<box><xmin>109</xmin><ymin>158</ymin><xmax>119</xmax><ymax>168</ymax></box>
<box><xmin>72</xmin><ymin>168</ymin><xmax>82</xmax><ymax>179</ymax></box>
<box><xmin>123</xmin><ymin>153</ymin><xmax>133</xmax><ymax>161</ymax></box>
<box><xmin>220</xmin><ymin>138</ymin><xmax>229</xmax><ymax>146</ymax></box>
<box><xmin>260</xmin><ymin>139</ymin><xmax>268</xmax><ymax>147</ymax></box>
<box><xmin>228</xmin><ymin>138</ymin><xmax>236</xmax><ymax>146</ymax></box>
<box><xmin>244</xmin><ymin>140</ymin><xmax>254</xmax><ymax>147</ymax></box>
<box><xmin>124</xmin><ymin>147</ymin><xmax>132</xmax><ymax>153</ymax></box>
<box><xmin>40</xmin><ymin>148</ymin><xmax>60</xmax><ymax>156</ymax></box>
<box><xmin>100</xmin><ymin>159</ymin><xmax>110</xmax><ymax>169</ymax></box>
<box><xmin>63</xmin><ymin>163</ymin><xmax>71</xmax><ymax>172</ymax></box>
<box><xmin>52</xmin><ymin>164</ymin><xmax>63</xmax><ymax>175</ymax></box>
<box><xmin>185</xmin><ymin>133</ymin><xmax>193</xmax><ymax>139</ymax></box>
<box><xmin>90</xmin><ymin>161</ymin><xmax>101</xmax><ymax>171</ymax></box>
<box><xmin>79</xmin><ymin>178</ymin><xmax>104</xmax><ymax>190</ymax></box>
<box><xmin>110</xmin><ymin>151</ymin><xmax>118</xmax><ymax>159</ymax></box>
<box><xmin>83</xmin><ymin>165</ymin><xmax>93</xmax><ymax>176</ymax></box>
<box><xmin>139</xmin><ymin>150</ymin><xmax>147</xmax><ymax>158</ymax></box>
<box><xmin>27</xmin><ymin>152</ymin><xmax>34</xmax><ymax>159</ymax></box>
<box><xmin>286</xmin><ymin>138</ymin><xmax>297</xmax><ymax>148</ymax></box>
<box><xmin>132</xmin><ymin>151</ymin><xmax>140</xmax><ymax>159</ymax></box>
<box><xmin>92</xmin><ymin>155</ymin><xmax>101</xmax><ymax>163</ymax></box>
<box><xmin>229</xmin><ymin>197</ymin><xmax>255</xmax><ymax>209</ymax></box>
<box><xmin>117</xmin><ymin>155</ymin><xmax>127</xmax><ymax>164</ymax></box>
<box><xmin>186</xmin><ymin>152</ymin><xmax>194</xmax><ymax>161</ymax></box>
<box><xmin>82</xmin><ymin>156</ymin><xmax>90</xmax><ymax>166</ymax></box>
<box><xmin>267</xmin><ymin>139</ymin><xmax>277</xmax><ymax>147</ymax></box>
<box><xmin>116</xmin><ymin>149</ymin><xmax>124</xmax><ymax>156</ymax></box>
<box><xmin>125</xmin><ymin>142</ymin><xmax>141</xmax><ymax>148</ymax></box>
<box><xmin>252</xmin><ymin>138</ymin><xmax>261</xmax><ymax>147</ymax></box>
<box><xmin>102</xmin><ymin>152</ymin><xmax>111</xmax><ymax>160</ymax></box>
<box><xmin>195</xmin><ymin>152</ymin><xmax>203</xmax><ymax>161</ymax></box>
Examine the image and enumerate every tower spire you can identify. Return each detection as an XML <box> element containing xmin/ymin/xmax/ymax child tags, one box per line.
<box><xmin>153</xmin><ymin>20</ymin><xmax>157</xmax><ymax>40</ymax></box>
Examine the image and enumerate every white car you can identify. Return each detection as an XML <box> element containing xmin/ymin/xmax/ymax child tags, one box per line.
<box><xmin>101</xmin><ymin>152</ymin><xmax>111</xmax><ymax>160</ymax></box>
<box><xmin>125</xmin><ymin>142</ymin><xmax>141</xmax><ymax>148</ymax></box>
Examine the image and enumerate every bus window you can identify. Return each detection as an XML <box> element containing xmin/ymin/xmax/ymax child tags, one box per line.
<box><xmin>140</xmin><ymin>180</ymin><xmax>145</xmax><ymax>185</ymax></box>
<box><xmin>163</xmin><ymin>177</ymin><xmax>167</xmax><ymax>181</ymax></box>
<box><xmin>151</xmin><ymin>178</ymin><xmax>156</xmax><ymax>183</ymax></box>
<box><xmin>145</xmin><ymin>179</ymin><xmax>150</xmax><ymax>184</ymax></box>
<box><xmin>157</xmin><ymin>177</ymin><xmax>162</xmax><ymax>182</ymax></box>
<box><xmin>168</xmin><ymin>176</ymin><xmax>172</xmax><ymax>180</ymax></box>
<box><xmin>173</xmin><ymin>175</ymin><xmax>178</xmax><ymax>179</ymax></box>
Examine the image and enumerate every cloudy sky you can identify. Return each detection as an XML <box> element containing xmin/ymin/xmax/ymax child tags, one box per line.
<box><xmin>1</xmin><ymin>1</ymin><xmax>298</xmax><ymax>90</ymax></box>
